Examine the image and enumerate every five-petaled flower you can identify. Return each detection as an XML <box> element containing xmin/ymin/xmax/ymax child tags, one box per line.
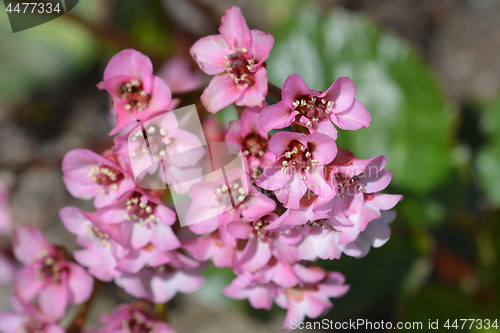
<box><xmin>190</xmin><ymin>6</ymin><xmax>274</xmax><ymax>113</ymax></box>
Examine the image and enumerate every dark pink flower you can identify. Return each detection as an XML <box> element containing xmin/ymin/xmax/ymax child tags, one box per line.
<box><xmin>190</xmin><ymin>6</ymin><xmax>274</xmax><ymax>113</ymax></box>
<box><xmin>91</xmin><ymin>302</ymin><xmax>176</xmax><ymax>333</ymax></box>
<box><xmin>97</xmin><ymin>49</ymin><xmax>172</xmax><ymax>135</ymax></box>
<box><xmin>226</xmin><ymin>104</ymin><xmax>275</xmax><ymax>175</ymax></box>
<box><xmin>256</xmin><ymin>132</ymin><xmax>336</xmax><ymax>209</ymax></box>
<box><xmin>259</xmin><ymin>74</ymin><xmax>371</xmax><ymax>138</ymax></box>
<box><xmin>62</xmin><ymin>149</ymin><xmax>136</xmax><ymax>208</ymax></box>
<box><xmin>275</xmin><ymin>269</ymin><xmax>350</xmax><ymax>330</ymax></box>
<box><xmin>12</xmin><ymin>225</ymin><xmax>94</xmax><ymax>320</ymax></box>
<box><xmin>60</xmin><ymin>207</ymin><xmax>127</xmax><ymax>282</ymax></box>
<box><xmin>98</xmin><ymin>190</ymin><xmax>179</xmax><ymax>251</ymax></box>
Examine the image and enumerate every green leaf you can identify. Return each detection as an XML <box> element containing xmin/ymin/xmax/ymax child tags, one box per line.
<box><xmin>267</xmin><ymin>7</ymin><xmax>457</xmax><ymax>194</ymax></box>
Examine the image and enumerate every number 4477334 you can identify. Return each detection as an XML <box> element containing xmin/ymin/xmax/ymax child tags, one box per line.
<box><xmin>444</xmin><ymin>319</ymin><xmax>498</xmax><ymax>330</ymax></box>
<box><xmin>5</xmin><ymin>2</ymin><xmax>61</xmax><ymax>14</ymax></box>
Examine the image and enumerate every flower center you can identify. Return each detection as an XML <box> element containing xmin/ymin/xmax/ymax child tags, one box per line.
<box><xmin>24</xmin><ymin>320</ymin><xmax>47</xmax><ymax>333</ymax></box>
<box><xmin>87</xmin><ymin>225</ymin><xmax>111</xmax><ymax>247</ymax></box>
<box><xmin>242</xmin><ymin>133</ymin><xmax>268</xmax><ymax>157</ymax></box>
<box><xmin>124</xmin><ymin>193</ymin><xmax>156</xmax><ymax>225</ymax></box>
<box><xmin>225</xmin><ymin>48</ymin><xmax>256</xmax><ymax>86</ymax></box>
<box><xmin>130</xmin><ymin>125</ymin><xmax>172</xmax><ymax>162</ymax></box>
<box><xmin>121</xmin><ymin>79</ymin><xmax>150</xmax><ymax>112</ymax></box>
<box><xmin>249</xmin><ymin>217</ymin><xmax>271</xmax><ymax>244</ymax></box>
<box><xmin>88</xmin><ymin>165</ymin><xmax>123</xmax><ymax>191</ymax></box>
<box><xmin>292</xmin><ymin>96</ymin><xmax>335</xmax><ymax>128</ymax></box>
<box><xmin>37</xmin><ymin>253</ymin><xmax>63</xmax><ymax>283</ymax></box>
<box><xmin>281</xmin><ymin>141</ymin><xmax>318</xmax><ymax>179</ymax></box>
<box><xmin>335</xmin><ymin>173</ymin><xmax>363</xmax><ymax>198</ymax></box>
<box><xmin>123</xmin><ymin>312</ymin><xmax>154</xmax><ymax>333</ymax></box>
<box><xmin>211</xmin><ymin>179</ymin><xmax>246</xmax><ymax>207</ymax></box>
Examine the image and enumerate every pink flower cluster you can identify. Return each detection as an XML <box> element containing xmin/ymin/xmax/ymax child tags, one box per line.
<box><xmin>0</xmin><ymin>5</ymin><xmax>403</xmax><ymax>332</ymax></box>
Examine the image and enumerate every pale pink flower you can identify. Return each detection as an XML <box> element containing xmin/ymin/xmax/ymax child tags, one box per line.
<box><xmin>190</xmin><ymin>6</ymin><xmax>274</xmax><ymax>113</ymax></box>
<box><xmin>91</xmin><ymin>302</ymin><xmax>176</xmax><ymax>333</ymax></box>
<box><xmin>62</xmin><ymin>148</ymin><xmax>136</xmax><ymax>208</ymax></box>
<box><xmin>59</xmin><ymin>207</ymin><xmax>127</xmax><ymax>282</ymax></box>
<box><xmin>223</xmin><ymin>274</ymin><xmax>280</xmax><ymax>310</ymax></box>
<box><xmin>256</xmin><ymin>132</ymin><xmax>336</xmax><ymax>209</ymax></box>
<box><xmin>0</xmin><ymin>249</ymin><xmax>15</xmax><ymax>285</ymax></box>
<box><xmin>227</xmin><ymin>213</ymin><xmax>302</xmax><ymax>272</ymax></box>
<box><xmin>0</xmin><ymin>295</ymin><xmax>64</xmax><ymax>333</ymax></box>
<box><xmin>114</xmin><ymin>251</ymin><xmax>205</xmax><ymax>303</ymax></box>
<box><xmin>97</xmin><ymin>49</ymin><xmax>172</xmax><ymax>135</ymax></box>
<box><xmin>158</xmin><ymin>55</ymin><xmax>204</xmax><ymax>94</ymax></box>
<box><xmin>12</xmin><ymin>225</ymin><xmax>94</xmax><ymax>320</ymax></box>
<box><xmin>98</xmin><ymin>190</ymin><xmax>179</xmax><ymax>251</ymax></box>
<box><xmin>226</xmin><ymin>104</ymin><xmax>275</xmax><ymax>175</ymax></box>
<box><xmin>259</xmin><ymin>74</ymin><xmax>371</xmax><ymax>138</ymax></box>
<box><xmin>275</xmin><ymin>268</ymin><xmax>350</xmax><ymax>330</ymax></box>
<box><xmin>183</xmin><ymin>231</ymin><xmax>242</xmax><ymax>268</ymax></box>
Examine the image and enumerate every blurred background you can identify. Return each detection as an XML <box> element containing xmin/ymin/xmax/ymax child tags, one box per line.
<box><xmin>1</xmin><ymin>0</ymin><xmax>500</xmax><ymax>332</ymax></box>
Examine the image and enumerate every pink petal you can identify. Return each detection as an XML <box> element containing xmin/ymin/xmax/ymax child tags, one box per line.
<box><xmin>282</xmin><ymin>74</ymin><xmax>317</xmax><ymax>104</ymax></box>
<box><xmin>235</xmin><ymin>67</ymin><xmax>267</xmax><ymax>108</ymax></box>
<box><xmin>248</xmin><ymin>286</ymin><xmax>273</xmax><ymax>310</ymax></box>
<box><xmin>331</xmin><ymin>99</ymin><xmax>371</xmax><ymax>130</ymax></box>
<box><xmin>227</xmin><ymin>220</ymin><xmax>252</xmax><ymax>239</ymax></box>
<box><xmin>312</xmin><ymin>119</ymin><xmax>338</xmax><ymax>140</ymax></box>
<box><xmin>370</xmin><ymin>193</ymin><xmax>403</xmax><ymax>210</ymax></box>
<box><xmin>39</xmin><ymin>282</ymin><xmax>68</xmax><ymax>320</ymax></box>
<box><xmin>250</xmin><ymin>30</ymin><xmax>274</xmax><ymax>64</ymax></box>
<box><xmin>0</xmin><ymin>312</ymin><xmax>24</xmax><ymax>333</ymax></box>
<box><xmin>258</xmin><ymin>102</ymin><xmax>294</xmax><ymax>133</ymax></box>
<box><xmin>279</xmin><ymin>173</ymin><xmax>307</xmax><ymax>209</ymax></box>
<box><xmin>190</xmin><ymin>35</ymin><xmax>231</xmax><ymax>75</ymax></box>
<box><xmin>238</xmin><ymin>238</ymin><xmax>272</xmax><ymax>272</ymax></box>
<box><xmin>143</xmin><ymin>76</ymin><xmax>172</xmax><ymax>115</ymax></box>
<box><xmin>255</xmin><ymin>160</ymin><xmax>292</xmax><ymax>191</ymax></box>
<box><xmin>306</xmin><ymin>133</ymin><xmax>337</xmax><ymax>166</ymax></box>
<box><xmin>240</xmin><ymin>104</ymin><xmax>268</xmax><ymax>138</ymax></box>
<box><xmin>13</xmin><ymin>225</ymin><xmax>51</xmax><ymax>265</ymax></box>
<box><xmin>201</xmin><ymin>75</ymin><xmax>243</xmax><ymax>114</ymax></box>
<box><xmin>103</xmin><ymin>49</ymin><xmax>153</xmax><ymax>82</ymax></box>
<box><xmin>150</xmin><ymin>225</ymin><xmax>181</xmax><ymax>251</ymax></box>
<box><xmin>219</xmin><ymin>6</ymin><xmax>252</xmax><ymax>49</ymax></box>
<box><xmin>66</xmin><ymin>263</ymin><xmax>94</xmax><ymax>304</ymax></box>
<box><xmin>319</xmin><ymin>76</ymin><xmax>355</xmax><ymax>112</ymax></box>
<box><xmin>269</xmin><ymin>131</ymin><xmax>305</xmax><ymax>157</ymax></box>
<box><xmin>304</xmin><ymin>293</ymin><xmax>332</xmax><ymax>318</ymax></box>
<box><xmin>292</xmin><ymin>264</ymin><xmax>326</xmax><ymax>285</ymax></box>
<box><xmin>14</xmin><ymin>267</ymin><xmax>45</xmax><ymax>302</ymax></box>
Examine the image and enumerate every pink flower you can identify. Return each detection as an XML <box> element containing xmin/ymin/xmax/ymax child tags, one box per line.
<box><xmin>97</xmin><ymin>49</ymin><xmax>172</xmax><ymax>135</ymax></box>
<box><xmin>62</xmin><ymin>149</ymin><xmax>136</xmax><ymax>208</ymax></box>
<box><xmin>158</xmin><ymin>55</ymin><xmax>204</xmax><ymax>94</ymax></box>
<box><xmin>325</xmin><ymin>149</ymin><xmax>394</xmax><ymax>218</ymax></box>
<box><xmin>332</xmin><ymin>192</ymin><xmax>402</xmax><ymax>245</ymax></box>
<box><xmin>225</xmin><ymin>104</ymin><xmax>275</xmax><ymax>175</ymax></box>
<box><xmin>0</xmin><ymin>295</ymin><xmax>64</xmax><ymax>333</ymax></box>
<box><xmin>256</xmin><ymin>132</ymin><xmax>337</xmax><ymax>209</ymax></box>
<box><xmin>341</xmin><ymin>210</ymin><xmax>396</xmax><ymax>258</ymax></box>
<box><xmin>275</xmin><ymin>269</ymin><xmax>350</xmax><ymax>330</ymax></box>
<box><xmin>116</xmin><ymin>110</ymin><xmax>205</xmax><ymax>194</ymax></box>
<box><xmin>190</xmin><ymin>6</ymin><xmax>274</xmax><ymax>113</ymax></box>
<box><xmin>60</xmin><ymin>207</ymin><xmax>127</xmax><ymax>282</ymax></box>
<box><xmin>296</xmin><ymin>224</ymin><xmax>344</xmax><ymax>261</ymax></box>
<box><xmin>91</xmin><ymin>302</ymin><xmax>176</xmax><ymax>333</ymax></box>
<box><xmin>259</xmin><ymin>74</ymin><xmax>371</xmax><ymax>138</ymax></box>
<box><xmin>227</xmin><ymin>213</ymin><xmax>302</xmax><ymax>272</ymax></box>
<box><xmin>183</xmin><ymin>231</ymin><xmax>242</xmax><ymax>268</ymax></box>
<box><xmin>223</xmin><ymin>274</ymin><xmax>280</xmax><ymax>310</ymax></box>
<box><xmin>98</xmin><ymin>190</ymin><xmax>179</xmax><ymax>251</ymax></box>
<box><xmin>0</xmin><ymin>182</ymin><xmax>12</xmax><ymax>234</ymax></box>
<box><xmin>12</xmin><ymin>225</ymin><xmax>94</xmax><ymax>320</ymax></box>
<box><xmin>114</xmin><ymin>251</ymin><xmax>205</xmax><ymax>303</ymax></box>
<box><xmin>0</xmin><ymin>248</ymin><xmax>16</xmax><ymax>285</ymax></box>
